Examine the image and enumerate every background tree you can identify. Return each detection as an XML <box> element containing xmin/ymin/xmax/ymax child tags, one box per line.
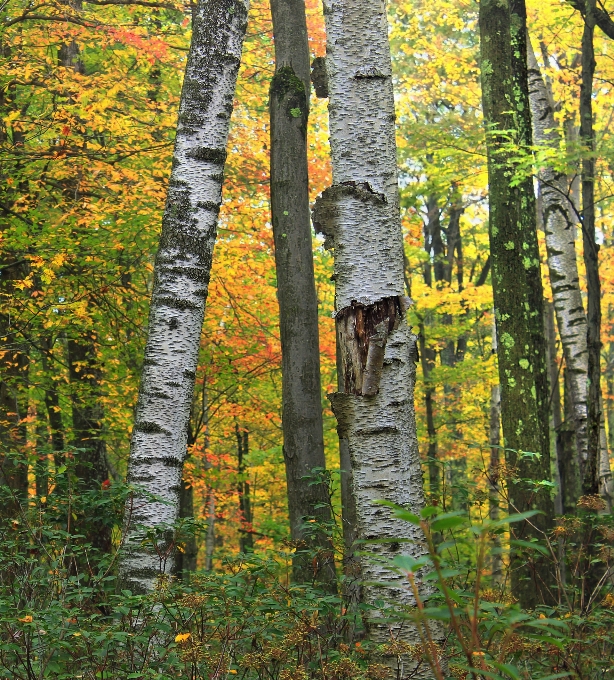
<box><xmin>479</xmin><ymin>0</ymin><xmax>554</xmax><ymax>607</ymax></box>
<box><xmin>269</xmin><ymin>0</ymin><xmax>335</xmax><ymax>585</ymax></box>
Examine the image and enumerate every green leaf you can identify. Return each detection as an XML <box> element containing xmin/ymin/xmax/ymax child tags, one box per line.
<box><xmin>290</xmin><ymin>107</ymin><xmax>302</xmax><ymax>117</ymax></box>
<box><xmin>509</xmin><ymin>539</ymin><xmax>548</xmax><ymax>555</ymax></box>
<box><xmin>56</xmin><ymin>465</ymin><xmax>67</xmax><ymax>475</ymax></box>
<box><xmin>430</xmin><ymin>512</ymin><xmax>466</xmax><ymax>532</ymax></box>
<box><xmin>392</xmin><ymin>555</ymin><xmax>428</xmax><ymax>573</ymax></box>
<box><xmin>392</xmin><ymin>509</ymin><xmax>421</xmax><ymax>524</ymax></box>
<box><xmin>490</xmin><ymin>661</ymin><xmax>521</xmax><ymax>679</ymax></box>
<box><xmin>490</xmin><ymin>510</ymin><xmax>539</xmax><ymax>528</ymax></box>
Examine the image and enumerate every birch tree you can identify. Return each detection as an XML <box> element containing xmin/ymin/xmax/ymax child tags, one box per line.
<box><xmin>526</xmin><ymin>40</ymin><xmax>586</xmax><ymax>508</ymax></box>
<box><xmin>118</xmin><ymin>0</ymin><xmax>249</xmax><ymax>594</ymax></box>
<box><xmin>269</xmin><ymin>0</ymin><xmax>335</xmax><ymax>586</ymax></box>
<box><xmin>314</xmin><ymin>0</ymin><xmax>431</xmax><ymax>671</ymax></box>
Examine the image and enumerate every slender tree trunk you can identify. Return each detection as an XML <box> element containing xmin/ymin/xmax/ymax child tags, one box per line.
<box><xmin>315</xmin><ymin>1</ymin><xmax>433</xmax><ymax>672</ymax></box>
<box><xmin>0</xmin><ymin>76</ymin><xmax>29</xmax><ymax>514</ymax></box>
<box><xmin>580</xmin><ymin>0</ymin><xmax>602</xmax><ymax>497</ymax></box>
<box><xmin>527</xmin><ymin>39</ymin><xmax>588</xmax><ymax>491</ymax></box>
<box><xmin>40</xmin><ymin>337</ymin><xmax>65</xmax><ymax>466</ymax></box>
<box><xmin>204</xmin><ymin>493</ymin><xmax>216</xmax><ymax>571</ymax></box>
<box><xmin>174</xmin><ymin>473</ymin><xmax>198</xmax><ymax>577</ymax></box>
<box><xmin>269</xmin><ymin>0</ymin><xmax>335</xmax><ymax>586</ymax></box>
<box><xmin>67</xmin><ymin>336</ymin><xmax>109</xmax><ymax>486</ymax></box>
<box><xmin>119</xmin><ymin>0</ymin><xmax>249</xmax><ymax>594</ymax></box>
<box><xmin>489</xmin><ymin>383</ymin><xmax>502</xmax><ymax>582</ymax></box>
<box><xmin>418</xmin><ymin>322</ymin><xmax>440</xmax><ymax>502</ymax></box>
<box><xmin>561</xmin><ymin>367</ymin><xmax>582</xmax><ymax>514</ymax></box>
<box><xmin>479</xmin><ymin>0</ymin><xmax>554</xmax><ymax>608</ymax></box>
<box><xmin>236</xmin><ymin>424</ymin><xmax>254</xmax><ymax>553</ymax></box>
<box><xmin>0</xmin><ymin>258</ymin><xmax>29</xmax><ymax>515</ymax></box>
<box><xmin>544</xmin><ymin>301</ymin><xmax>564</xmax><ymax>517</ymax></box>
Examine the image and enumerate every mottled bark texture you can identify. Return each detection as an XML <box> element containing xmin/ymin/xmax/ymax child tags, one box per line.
<box><xmin>269</xmin><ymin>0</ymin><xmax>335</xmax><ymax>586</ymax></box>
<box><xmin>119</xmin><ymin>0</ymin><xmax>249</xmax><ymax>594</ymax></box>
<box><xmin>315</xmin><ymin>0</ymin><xmax>432</xmax><ymax>672</ymax></box>
<box><xmin>579</xmin><ymin>0</ymin><xmax>602</xmax><ymax>496</ymax></box>
<box><xmin>479</xmin><ymin>0</ymin><xmax>554</xmax><ymax>608</ymax></box>
<box><xmin>527</xmin><ymin>39</ymin><xmax>589</xmax><ymax>491</ymax></box>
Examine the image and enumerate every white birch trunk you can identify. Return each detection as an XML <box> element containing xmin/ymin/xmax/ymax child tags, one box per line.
<box><xmin>315</xmin><ymin>1</ymin><xmax>432</xmax><ymax>673</ymax></box>
<box><xmin>118</xmin><ymin>0</ymin><xmax>249</xmax><ymax>594</ymax></box>
<box><xmin>527</xmin><ymin>39</ymin><xmax>589</xmax><ymax>471</ymax></box>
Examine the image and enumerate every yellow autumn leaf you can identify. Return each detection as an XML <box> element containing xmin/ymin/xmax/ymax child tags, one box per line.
<box><xmin>175</xmin><ymin>632</ymin><xmax>191</xmax><ymax>643</ymax></box>
<box><xmin>19</xmin><ymin>615</ymin><xmax>33</xmax><ymax>623</ymax></box>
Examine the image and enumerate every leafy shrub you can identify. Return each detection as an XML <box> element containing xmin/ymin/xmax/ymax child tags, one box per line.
<box><xmin>1</xmin><ymin>457</ymin><xmax>613</xmax><ymax>679</ymax></box>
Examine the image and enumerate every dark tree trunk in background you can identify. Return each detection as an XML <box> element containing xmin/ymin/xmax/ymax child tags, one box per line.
<box><xmin>544</xmin><ymin>301</ymin><xmax>564</xmax><ymax>517</ymax></box>
<box><xmin>579</xmin><ymin>0</ymin><xmax>601</xmax><ymax>497</ymax></box>
<box><xmin>67</xmin><ymin>334</ymin><xmax>111</xmax><ymax>554</ymax></box>
<box><xmin>0</xmin><ymin>64</ymin><xmax>29</xmax><ymax>515</ymax></box>
<box><xmin>418</xmin><ymin>322</ymin><xmax>439</xmax><ymax>501</ymax></box>
<box><xmin>479</xmin><ymin>0</ymin><xmax>554</xmax><ymax>608</ymax></box>
<box><xmin>236</xmin><ymin>424</ymin><xmax>253</xmax><ymax>553</ymax></box>
<box><xmin>68</xmin><ymin>336</ymin><xmax>108</xmax><ymax>486</ymax></box>
<box><xmin>0</xmin><ymin>259</ymin><xmax>29</xmax><ymax>515</ymax></box>
<box><xmin>560</xmin><ymin>367</ymin><xmax>582</xmax><ymax>514</ymax></box>
<box><xmin>40</xmin><ymin>336</ymin><xmax>65</xmax><ymax>465</ymax></box>
<box><xmin>269</xmin><ymin>0</ymin><xmax>335</xmax><ymax>586</ymax></box>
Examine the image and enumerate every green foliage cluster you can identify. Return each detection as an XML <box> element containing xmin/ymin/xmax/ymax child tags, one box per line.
<box><xmin>1</xmin><ymin>461</ymin><xmax>613</xmax><ymax>680</ymax></box>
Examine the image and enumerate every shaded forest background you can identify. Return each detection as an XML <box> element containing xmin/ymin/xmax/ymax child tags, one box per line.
<box><xmin>2</xmin><ymin>0</ymin><xmax>614</xmax><ymax>566</ymax></box>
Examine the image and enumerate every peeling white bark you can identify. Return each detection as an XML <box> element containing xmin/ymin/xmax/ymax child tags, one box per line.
<box><xmin>118</xmin><ymin>0</ymin><xmax>249</xmax><ymax>594</ymax></box>
<box><xmin>527</xmin><ymin>40</ymin><xmax>589</xmax><ymax>469</ymax></box>
<box><xmin>316</xmin><ymin>0</ymin><xmax>432</xmax><ymax>670</ymax></box>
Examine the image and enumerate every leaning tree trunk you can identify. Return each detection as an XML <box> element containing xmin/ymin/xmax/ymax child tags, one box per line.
<box><xmin>269</xmin><ymin>0</ymin><xmax>335</xmax><ymax>586</ymax></box>
<box><xmin>118</xmin><ymin>0</ymin><xmax>249</xmax><ymax>594</ymax></box>
<box><xmin>527</xmin><ymin>39</ymin><xmax>588</xmax><ymax>499</ymax></box>
<box><xmin>314</xmin><ymin>0</ymin><xmax>433</xmax><ymax>674</ymax></box>
<box><xmin>479</xmin><ymin>0</ymin><xmax>554</xmax><ymax>609</ymax></box>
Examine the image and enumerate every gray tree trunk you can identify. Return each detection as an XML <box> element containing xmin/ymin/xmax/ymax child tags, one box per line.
<box><xmin>315</xmin><ymin>1</ymin><xmax>433</xmax><ymax>672</ymax></box>
<box><xmin>269</xmin><ymin>0</ymin><xmax>335</xmax><ymax>586</ymax></box>
<box><xmin>119</xmin><ymin>0</ymin><xmax>249</xmax><ymax>594</ymax></box>
<box><xmin>527</xmin><ymin>39</ymin><xmax>589</xmax><ymax>490</ymax></box>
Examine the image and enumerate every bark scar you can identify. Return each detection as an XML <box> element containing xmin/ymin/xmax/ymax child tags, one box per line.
<box><xmin>336</xmin><ymin>297</ymin><xmax>403</xmax><ymax>396</ymax></box>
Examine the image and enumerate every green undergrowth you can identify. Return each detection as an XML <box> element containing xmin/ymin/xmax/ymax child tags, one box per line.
<box><xmin>0</xmin><ymin>456</ymin><xmax>613</xmax><ymax>679</ymax></box>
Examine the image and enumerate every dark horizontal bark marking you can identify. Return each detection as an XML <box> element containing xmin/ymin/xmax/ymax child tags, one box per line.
<box><xmin>185</xmin><ymin>147</ymin><xmax>227</xmax><ymax>163</ymax></box>
<box><xmin>131</xmin><ymin>455</ymin><xmax>183</xmax><ymax>468</ymax></box>
<box><xmin>153</xmin><ymin>296</ymin><xmax>201</xmax><ymax>311</ymax></box>
<box><xmin>134</xmin><ymin>421</ymin><xmax>172</xmax><ymax>435</ymax></box>
<box><xmin>196</xmin><ymin>201</ymin><xmax>222</xmax><ymax>214</ymax></box>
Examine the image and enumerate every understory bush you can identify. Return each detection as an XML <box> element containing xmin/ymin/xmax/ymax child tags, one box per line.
<box><xmin>0</xmin><ymin>455</ymin><xmax>613</xmax><ymax>680</ymax></box>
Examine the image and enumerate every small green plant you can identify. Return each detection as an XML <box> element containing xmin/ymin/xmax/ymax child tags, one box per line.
<box><xmin>376</xmin><ymin>501</ymin><xmax>614</xmax><ymax>680</ymax></box>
